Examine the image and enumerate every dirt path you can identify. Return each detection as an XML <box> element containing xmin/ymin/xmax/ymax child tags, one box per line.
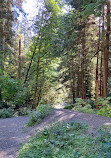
<box><xmin>0</xmin><ymin>109</ymin><xmax>111</xmax><ymax>158</ymax></box>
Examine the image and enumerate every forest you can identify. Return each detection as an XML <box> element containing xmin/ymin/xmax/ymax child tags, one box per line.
<box><xmin>0</xmin><ymin>0</ymin><xmax>111</xmax><ymax>158</ymax></box>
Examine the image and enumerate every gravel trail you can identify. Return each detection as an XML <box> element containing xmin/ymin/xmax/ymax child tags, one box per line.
<box><xmin>0</xmin><ymin>109</ymin><xmax>111</xmax><ymax>158</ymax></box>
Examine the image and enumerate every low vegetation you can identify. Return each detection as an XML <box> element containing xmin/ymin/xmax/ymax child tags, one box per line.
<box><xmin>64</xmin><ymin>98</ymin><xmax>111</xmax><ymax>118</ymax></box>
<box><xmin>0</xmin><ymin>107</ymin><xmax>14</xmax><ymax>118</ymax></box>
<box><xmin>97</xmin><ymin>105</ymin><xmax>111</xmax><ymax>117</ymax></box>
<box><xmin>27</xmin><ymin>104</ymin><xmax>53</xmax><ymax>126</ymax></box>
<box><xmin>14</xmin><ymin>107</ymin><xmax>31</xmax><ymax>116</ymax></box>
<box><xmin>73</xmin><ymin>104</ymin><xmax>97</xmax><ymax>114</ymax></box>
<box><xmin>18</xmin><ymin>121</ymin><xmax>111</xmax><ymax>158</ymax></box>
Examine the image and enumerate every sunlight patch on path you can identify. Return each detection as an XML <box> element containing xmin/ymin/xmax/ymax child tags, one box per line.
<box><xmin>0</xmin><ymin>109</ymin><xmax>111</xmax><ymax>158</ymax></box>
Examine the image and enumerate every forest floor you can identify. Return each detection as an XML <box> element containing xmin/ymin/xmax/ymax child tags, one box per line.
<box><xmin>0</xmin><ymin>108</ymin><xmax>111</xmax><ymax>158</ymax></box>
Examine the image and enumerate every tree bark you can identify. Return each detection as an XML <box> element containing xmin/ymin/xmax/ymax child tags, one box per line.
<box><xmin>24</xmin><ymin>43</ymin><xmax>38</xmax><ymax>84</ymax></box>
<box><xmin>0</xmin><ymin>10</ymin><xmax>5</xmax><ymax>102</ymax></box>
<box><xmin>102</xmin><ymin>6</ymin><xmax>107</xmax><ymax>99</ymax></box>
<box><xmin>77</xmin><ymin>67</ymin><xmax>81</xmax><ymax>98</ymax></box>
<box><xmin>81</xmin><ymin>28</ymin><xmax>86</xmax><ymax>103</ymax></box>
<box><xmin>95</xmin><ymin>19</ymin><xmax>100</xmax><ymax>109</ymax></box>
<box><xmin>36</xmin><ymin>88</ymin><xmax>42</xmax><ymax>107</ymax></box>
<box><xmin>95</xmin><ymin>53</ymin><xmax>99</xmax><ymax>109</ymax></box>
<box><xmin>102</xmin><ymin>1</ymin><xmax>110</xmax><ymax>99</ymax></box>
<box><xmin>100</xmin><ymin>52</ymin><xmax>103</xmax><ymax>96</ymax></box>
<box><xmin>32</xmin><ymin>57</ymin><xmax>40</xmax><ymax>109</ymax></box>
<box><xmin>18</xmin><ymin>36</ymin><xmax>22</xmax><ymax>79</ymax></box>
<box><xmin>105</xmin><ymin>0</ymin><xmax>110</xmax><ymax>95</ymax></box>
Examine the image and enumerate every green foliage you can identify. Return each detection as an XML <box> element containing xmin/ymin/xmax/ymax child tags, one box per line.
<box><xmin>1</xmin><ymin>74</ymin><xmax>20</xmax><ymax>102</ymax></box>
<box><xmin>96</xmin><ymin>128</ymin><xmax>111</xmax><ymax>157</ymax></box>
<box><xmin>27</xmin><ymin>104</ymin><xmax>53</xmax><ymax>126</ymax></box>
<box><xmin>18</xmin><ymin>121</ymin><xmax>111</xmax><ymax>158</ymax></box>
<box><xmin>65</xmin><ymin>97</ymin><xmax>111</xmax><ymax>117</ymax></box>
<box><xmin>72</xmin><ymin>97</ymin><xmax>111</xmax><ymax>117</ymax></box>
<box><xmin>0</xmin><ymin>108</ymin><xmax>14</xmax><ymax>118</ymax></box>
<box><xmin>71</xmin><ymin>98</ymin><xmax>96</xmax><ymax>114</ymax></box>
<box><xmin>14</xmin><ymin>107</ymin><xmax>31</xmax><ymax>116</ymax></box>
<box><xmin>74</xmin><ymin>98</ymin><xmax>86</xmax><ymax>106</ymax></box>
<box><xmin>97</xmin><ymin>105</ymin><xmax>111</xmax><ymax>117</ymax></box>
<box><xmin>23</xmin><ymin>0</ymin><xmax>63</xmax><ymax>107</ymax></box>
<box><xmin>0</xmin><ymin>101</ymin><xmax>9</xmax><ymax>109</ymax></box>
<box><xmin>81</xmin><ymin>0</ymin><xmax>105</xmax><ymax>16</ymax></box>
<box><xmin>64</xmin><ymin>104</ymin><xmax>73</xmax><ymax>109</ymax></box>
<box><xmin>96</xmin><ymin>97</ymin><xmax>111</xmax><ymax>117</ymax></box>
<box><xmin>96</xmin><ymin>97</ymin><xmax>105</xmax><ymax>107</ymax></box>
<box><xmin>73</xmin><ymin>104</ymin><xmax>96</xmax><ymax>114</ymax></box>
<box><xmin>1</xmin><ymin>74</ymin><xmax>30</xmax><ymax>108</ymax></box>
<box><xmin>107</xmin><ymin>96</ymin><xmax>111</xmax><ymax>104</ymax></box>
<box><xmin>87</xmin><ymin>99</ymin><xmax>96</xmax><ymax>108</ymax></box>
<box><xmin>45</xmin><ymin>0</ymin><xmax>60</xmax><ymax>16</ymax></box>
<box><xmin>69</xmin><ymin>0</ymin><xmax>104</xmax><ymax>17</ymax></box>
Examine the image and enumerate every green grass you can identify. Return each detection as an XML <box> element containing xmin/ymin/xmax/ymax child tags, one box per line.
<box><xmin>18</xmin><ymin>121</ymin><xmax>111</xmax><ymax>158</ymax></box>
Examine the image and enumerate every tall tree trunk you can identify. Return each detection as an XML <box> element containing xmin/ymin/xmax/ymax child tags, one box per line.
<box><xmin>102</xmin><ymin>6</ymin><xmax>107</xmax><ymax>99</ymax></box>
<box><xmin>95</xmin><ymin>53</ymin><xmax>99</xmax><ymax>109</ymax></box>
<box><xmin>105</xmin><ymin>0</ymin><xmax>110</xmax><ymax>95</ymax></box>
<box><xmin>95</xmin><ymin>19</ymin><xmax>100</xmax><ymax>109</ymax></box>
<box><xmin>69</xmin><ymin>63</ymin><xmax>75</xmax><ymax>104</ymax></box>
<box><xmin>77</xmin><ymin>67</ymin><xmax>81</xmax><ymax>98</ymax></box>
<box><xmin>100</xmin><ymin>52</ymin><xmax>103</xmax><ymax>96</ymax></box>
<box><xmin>0</xmin><ymin>10</ymin><xmax>5</xmax><ymax>102</ymax></box>
<box><xmin>32</xmin><ymin>40</ymin><xmax>43</xmax><ymax>109</ymax></box>
<box><xmin>72</xmin><ymin>58</ymin><xmax>75</xmax><ymax>104</ymax></box>
<box><xmin>24</xmin><ymin>34</ymin><xmax>41</xmax><ymax>84</ymax></box>
<box><xmin>32</xmin><ymin>57</ymin><xmax>40</xmax><ymax>109</ymax></box>
<box><xmin>18</xmin><ymin>36</ymin><xmax>22</xmax><ymax>79</ymax></box>
<box><xmin>72</xmin><ymin>76</ymin><xmax>75</xmax><ymax>104</ymax></box>
<box><xmin>0</xmin><ymin>38</ymin><xmax>4</xmax><ymax>102</ymax></box>
<box><xmin>24</xmin><ymin>43</ymin><xmax>38</xmax><ymax>84</ymax></box>
<box><xmin>81</xmin><ymin>28</ymin><xmax>86</xmax><ymax>103</ymax></box>
<box><xmin>102</xmin><ymin>1</ymin><xmax>110</xmax><ymax>99</ymax></box>
<box><xmin>24</xmin><ymin>19</ymin><xmax>43</xmax><ymax>84</ymax></box>
<box><xmin>81</xmin><ymin>59</ymin><xmax>85</xmax><ymax>100</ymax></box>
<box><xmin>84</xmin><ymin>55</ymin><xmax>87</xmax><ymax>98</ymax></box>
<box><xmin>68</xmin><ymin>55</ymin><xmax>75</xmax><ymax>104</ymax></box>
<box><xmin>0</xmin><ymin>44</ymin><xmax>3</xmax><ymax>102</ymax></box>
<box><xmin>36</xmin><ymin>88</ymin><xmax>42</xmax><ymax>107</ymax></box>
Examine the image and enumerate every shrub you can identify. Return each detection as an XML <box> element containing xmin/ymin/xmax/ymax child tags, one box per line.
<box><xmin>74</xmin><ymin>98</ymin><xmax>86</xmax><ymax>106</ymax></box>
<box><xmin>97</xmin><ymin>105</ymin><xmax>111</xmax><ymax>117</ymax></box>
<box><xmin>14</xmin><ymin>107</ymin><xmax>31</xmax><ymax>116</ymax></box>
<box><xmin>0</xmin><ymin>101</ymin><xmax>9</xmax><ymax>109</ymax></box>
<box><xmin>18</xmin><ymin>121</ymin><xmax>111</xmax><ymax>158</ymax></box>
<box><xmin>71</xmin><ymin>98</ymin><xmax>96</xmax><ymax>114</ymax></box>
<box><xmin>107</xmin><ymin>96</ymin><xmax>111</xmax><ymax>104</ymax></box>
<box><xmin>97</xmin><ymin>97</ymin><xmax>111</xmax><ymax>118</ymax></box>
<box><xmin>96</xmin><ymin>97</ymin><xmax>108</xmax><ymax>108</ymax></box>
<box><xmin>87</xmin><ymin>99</ymin><xmax>96</xmax><ymax>108</ymax></box>
<box><xmin>0</xmin><ymin>74</ymin><xmax>30</xmax><ymax>109</ymax></box>
<box><xmin>71</xmin><ymin>97</ymin><xmax>111</xmax><ymax>117</ymax></box>
<box><xmin>73</xmin><ymin>103</ymin><xmax>96</xmax><ymax>114</ymax></box>
<box><xmin>0</xmin><ymin>108</ymin><xmax>14</xmax><ymax>118</ymax></box>
<box><xmin>64</xmin><ymin>104</ymin><xmax>73</xmax><ymax>109</ymax></box>
<box><xmin>27</xmin><ymin>104</ymin><xmax>53</xmax><ymax>126</ymax></box>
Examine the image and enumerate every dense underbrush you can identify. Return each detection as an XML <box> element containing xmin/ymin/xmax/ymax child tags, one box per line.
<box><xmin>64</xmin><ymin>97</ymin><xmax>111</xmax><ymax>118</ymax></box>
<box><xmin>18</xmin><ymin>121</ymin><xmax>111</xmax><ymax>158</ymax></box>
<box><xmin>0</xmin><ymin>107</ymin><xmax>14</xmax><ymax>118</ymax></box>
<box><xmin>27</xmin><ymin>104</ymin><xmax>53</xmax><ymax>126</ymax></box>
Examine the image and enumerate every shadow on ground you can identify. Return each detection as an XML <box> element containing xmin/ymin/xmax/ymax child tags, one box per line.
<box><xmin>0</xmin><ymin>109</ymin><xmax>111</xmax><ymax>158</ymax></box>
